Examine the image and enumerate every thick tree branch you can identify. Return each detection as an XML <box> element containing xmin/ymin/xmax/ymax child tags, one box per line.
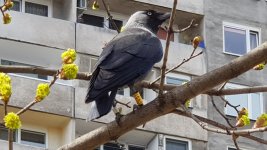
<box><xmin>57</xmin><ymin>42</ymin><xmax>267</xmax><ymax>149</ymax></box>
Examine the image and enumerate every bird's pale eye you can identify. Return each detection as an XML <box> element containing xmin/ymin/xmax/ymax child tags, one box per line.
<box><xmin>147</xmin><ymin>11</ymin><xmax>152</xmax><ymax>16</ymax></box>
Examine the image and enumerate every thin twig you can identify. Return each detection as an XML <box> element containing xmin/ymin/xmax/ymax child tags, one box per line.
<box><xmin>17</xmin><ymin>71</ymin><xmax>59</xmax><ymax>116</ymax></box>
<box><xmin>8</xmin><ymin>129</ymin><xmax>13</xmax><ymax>150</ymax></box>
<box><xmin>4</xmin><ymin>101</ymin><xmax>7</xmax><ymax>115</ymax></box>
<box><xmin>158</xmin><ymin>0</ymin><xmax>178</xmax><ymax>100</ymax></box>
<box><xmin>218</xmin><ymin>81</ymin><xmax>228</xmax><ymax>91</ymax></box>
<box><xmin>151</xmin><ymin>50</ymin><xmax>203</xmax><ymax>85</ymax></box>
<box><xmin>101</xmin><ymin>0</ymin><xmax>120</xmax><ymax>33</ymax></box>
<box><xmin>114</xmin><ymin>100</ymin><xmax>131</xmax><ymax>108</ymax></box>
<box><xmin>232</xmin><ymin>134</ymin><xmax>240</xmax><ymax>150</ymax></box>
<box><xmin>211</xmin><ymin>96</ymin><xmax>235</xmax><ymax>128</ymax></box>
<box><xmin>172</xmin><ymin>109</ymin><xmax>267</xmax><ymax>145</ymax></box>
<box><xmin>0</xmin><ymin>65</ymin><xmax>91</xmax><ymax>80</ymax></box>
<box><xmin>173</xmin><ymin>19</ymin><xmax>197</xmax><ymax>33</ymax></box>
<box><xmin>219</xmin><ymin>96</ymin><xmax>239</xmax><ymax>113</ymax></box>
<box><xmin>16</xmin><ymin>101</ymin><xmax>37</xmax><ymax>115</ymax></box>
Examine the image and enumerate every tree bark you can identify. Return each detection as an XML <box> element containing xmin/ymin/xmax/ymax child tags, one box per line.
<box><xmin>58</xmin><ymin>42</ymin><xmax>267</xmax><ymax>150</ymax></box>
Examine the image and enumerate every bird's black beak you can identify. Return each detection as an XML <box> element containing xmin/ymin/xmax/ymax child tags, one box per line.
<box><xmin>157</xmin><ymin>12</ymin><xmax>171</xmax><ymax>22</ymax></box>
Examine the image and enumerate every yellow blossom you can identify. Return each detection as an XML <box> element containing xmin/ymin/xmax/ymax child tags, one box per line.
<box><xmin>236</xmin><ymin>115</ymin><xmax>250</xmax><ymax>127</ymax></box>
<box><xmin>253</xmin><ymin>63</ymin><xmax>265</xmax><ymax>70</ymax></box>
<box><xmin>92</xmin><ymin>1</ymin><xmax>99</xmax><ymax>10</ymax></box>
<box><xmin>185</xmin><ymin>99</ymin><xmax>191</xmax><ymax>108</ymax></box>
<box><xmin>236</xmin><ymin>107</ymin><xmax>248</xmax><ymax>121</ymax></box>
<box><xmin>120</xmin><ymin>26</ymin><xmax>125</xmax><ymax>32</ymax></box>
<box><xmin>192</xmin><ymin>36</ymin><xmax>202</xmax><ymax>49</ymax></box>
<box><xmin>35</xmin><ymin>83</ymin><xmax>50</xmax><ymax>102</ymax></box>
<box><xmin>4</xmin><ymin>112</ymin><xmax>21</xmax><ymax>130</ymax></box>
<box><xmin>5</xmin><ymin>0</ymin><xmax>14</xmax><ymax>9</ymax></box>
<box><xmin>60</xmin><ymin>64</ymin><xmax>79</xmax><ymax>80</ymax></box>
<box><xmin>0</xmin><ymin>84</ymin><xmax>12</xmax><ymax>102</ymax></box>
<box><xmin>253</xmin><ymin>113</ymin><xmax>267</xmax><ymax>129</ymax></box>
<box><xmin>61</xmin><ymin>48</ymin><xmax>76</xmax><ymax>64</ymax></box>
<box><xmin>0</xmin><ymin>72</ymin><xmax>11</xmax><ymax>85</ymax></box>
<box><xmin>3</xmin><ymin>13</ymin><xmax>12</xmax><ymax>24</ymax></box>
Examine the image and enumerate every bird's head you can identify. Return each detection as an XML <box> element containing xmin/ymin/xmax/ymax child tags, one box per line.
<box><xmin>125</xmin><ymin>10</ymin><xmax>171</xmax><ymax>34</ymax></box>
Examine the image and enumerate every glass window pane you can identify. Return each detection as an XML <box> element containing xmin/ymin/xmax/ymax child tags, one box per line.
<box><xmin>25</xmin><ymin>2</ymin><xmax>48</xmax><ymax>17</ymax></box>
<box><xmin>21</xmin><ymin>130</ymin><xmax>46</xmax><ymax>148</ymax></box>
<box><xmin>250</xmin><ymin>31</ymin><xmax>258</xmax><ymax>49</ymax></box>
<box><xmin>128</xmin><ymin>145</ymin><xmax>145</xmax><ymax>150</ymax></box>
<box><xmin>10</xmin><ymin>0</ymin><xmax>21</xmax><ymax>12</ymax></box>
<box><xmin>80</xmin><ymin>14</ymin><xmax>104</xmax><ymax>27</ymax></box>
<box><xmin>251</xmin><ymin>93</ymin><xmax>261</xmax><ymax>120</ymax></box>
<box><xmin>224</xmin><ymin>27</ymin><xmax>246</xmax><ymax>55</ymax></box>
<box><xmin>109</xmin><ymin>19</ymin><xmax>123</xmax><ymax>30</ymax></box>
<box><xmin>225</xmin><ymin>94</ymin><xmax>248</xmax><ymax>116</ymax></box>
<box><xmin>166</xmin><ymin>139</ymin><xmax>188</xmax><ymax>150</ymax></box>
<box><xmin>103</xmin><ymin>143</ymin><xmax>123</xmax><ymax>150</ymax></box>
<box><xmin>0</xmin><ymin>127</ymin><xmax>17</xmax><ymax>142</ymax></box>
<box><xmin>166</xmin><ymin>77</ymin><xmax>188</xmax><ymax>85</ymax></box>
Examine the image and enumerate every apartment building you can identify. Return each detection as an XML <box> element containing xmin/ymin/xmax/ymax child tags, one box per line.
<box><xmin>0</xmin><ymin>0</ymin><xmax>266</xmax><ymax>150</ymax></box>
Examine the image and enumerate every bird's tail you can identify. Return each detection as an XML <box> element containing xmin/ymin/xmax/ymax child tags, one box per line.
<box><xmin>87</xmin><ymin>89</ymin><xmax>117</xmax><ymax>121</ymax></box>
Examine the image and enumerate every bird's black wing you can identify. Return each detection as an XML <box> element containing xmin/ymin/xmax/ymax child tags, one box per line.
<box><xmin>86</xmin><ymin>28</ymin><xmax>163</xmax><ymax>102</ymax></box>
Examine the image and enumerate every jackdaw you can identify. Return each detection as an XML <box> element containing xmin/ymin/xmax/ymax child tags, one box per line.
<box><xmin>86</xmin><ymin>10</ymin><xmax>171</xmax><ymax>120</ymax></box>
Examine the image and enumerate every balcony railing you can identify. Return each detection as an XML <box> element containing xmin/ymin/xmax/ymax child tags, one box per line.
<box><xmin>134</xmin><ymin>0</ymin><xmax>204</xmax><ymax>15</ymax></box>
<box><xmin>0</xmin><ymin>11</ymin><xmax>75</xmax><ymax>50</ymax></box>
<box><xmin>8</xmin><ymin>74</ymin><xmax>75</xmax><ymax>117</ymax></box>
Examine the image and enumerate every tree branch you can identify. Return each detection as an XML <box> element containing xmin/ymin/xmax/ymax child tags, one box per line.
<box><xmin>158</xmin><ymin>0</ymin><xmax>178</xmax><ymax>99</ymax></box>
<box><xmin>0</xmin><ymin>65</ymin><xmax>91</xmax><ymax>80</ymax></box>
<box><xmin>172</xmin><ymin>109</ymin><xmax>267</xmax><ymax>145</ymax></box>
<box><xmin>57</xmin><ymin>42</ymin><xmax>267</xmax><ymax>149</ymax></box>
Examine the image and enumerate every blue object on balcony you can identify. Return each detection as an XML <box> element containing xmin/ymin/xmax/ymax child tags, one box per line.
<box><xmin>199</xmin><ymin>41</ymin><xmax>205</xmax><ymax>48</ymax></box>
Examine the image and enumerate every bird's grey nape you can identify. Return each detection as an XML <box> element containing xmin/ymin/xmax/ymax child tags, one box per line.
<box><xmin>86</xmin><ymin>101</ymin><xmax>100</xmax><ymax>122</ymax></box>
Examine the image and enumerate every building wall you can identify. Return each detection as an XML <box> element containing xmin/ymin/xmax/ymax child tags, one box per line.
<box><xmin>204</xmin><ymin>0</ymin><xmax>267</xmax><ymax>149</ymax></box>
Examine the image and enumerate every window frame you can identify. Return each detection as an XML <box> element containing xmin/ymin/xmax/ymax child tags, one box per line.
<box><xmin>223</xmin><ymin>22</ymin><xmax>261</xmax><ymax>56</ymax></box>
<box><xmin>165</xmin><ymin>73</ymin><xmax>192</xmax><ymax>107</ymax></box>
<box><xmin>6</xmin><ymin>0</ymin><xmax>52</xmax><ymax>17</ymax></box>
<box><xmin>18</xmin><ymin>128</ymin><xmax>48</xmax><ymax>149</ymax></box>
<box><xmin>224</xmin><ymin>83</ymin><xmax>263</xmax><ymax>120</ymax></box>
<box><xmin>164</xmin><ymin>135</ymin><xmax>192</xmax><ymax>150</ymax></box>
<box><xmin>79</xmin><ymin>10</ymin><xmax>125</xmax><ymax>31</ymax></box>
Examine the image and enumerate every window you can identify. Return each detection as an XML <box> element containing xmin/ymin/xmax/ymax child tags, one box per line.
<box><xmin>79</xmin><ymin>14</ymin><xmax>123</xmax><ymax>30</ymax></box>
<box><xmin>10</xmin><ymin>0</ymin><xmax>21</xmax><ymax>11</ymax></box>
<box><xmin>1</xmin><ymin>59</ymin><xmax>48</xmax><ymax>80</ymax></box>
<box><xmin>165</xmin><ymin>73</ymin><xmax>192</xmax><ymax>107</ymax></box>
<box><xmin>166</xmin><ymin>138</ymin><xmax>189</xmax><ymax>150</ymax></box>
<box><xmin>77</xmin><ymin>0</ymin><xmax>87</xmax><ymax>9</ymax></box>
<box><xmin>25</xmin><ymin>2</ymin><xmax>48</xmax><ymax>17</ymax></box>
<box><xmin>103</xmin><ymin>143</ymin><xmax>124</xmax><ymax>150</ymax></box>
<box><xmin>0</xmin><ymin>127</ymin><xmax>17</xmax><ymax>142</ymax></box>
<box><xmin>20</xmin><ymin>129</ymin><xmax>46</xmax><ymax>148</ymax></box>
<box><xmin>109</xmin><ymin>19</ymin><xmax>123</xmax><ymax>31</ymax></box>
<box><xmin>128</xmin><ymin>145</ymin><xmax>145</xmax><ymax>150</ymax></box>
<box><xmin>223</xmin><ymin>22</ymin><xmax>260</xmax><ymax>56</ymax></box>
<box><xmin>81</xmin><ymin>14</ymin><xmax>104</xmax><ymax>27</ymax></box>
<box><xmin>225</xmin><ymin>83</ymin><xmax>263</xmax><ymax>120</ymax></box>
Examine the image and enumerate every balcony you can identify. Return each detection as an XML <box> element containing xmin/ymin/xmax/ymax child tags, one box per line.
<box><xmin>76</xmin><ymin>24</ymin><xmax>205</xmax><ymax>76</ymax></box>
<box><xmin>7</xmin><ymin>74</ymin><xmax>75</xmax><ymax>117</ymax></box>
<box><xmin>0</xmin><ymin>11</ymin><xmax>75</xmax><ymax>50</ymax></box>
<box><xmin>134</xmin><ymin>0</ymin><xmax>204</xmax><ymax>15</ymax></box>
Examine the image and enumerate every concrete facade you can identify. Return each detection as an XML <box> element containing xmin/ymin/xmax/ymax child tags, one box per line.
<box><xmin>0</xmin><ymin>0</ymin><xmax>266</xmax><ymax>150</ymax></box>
